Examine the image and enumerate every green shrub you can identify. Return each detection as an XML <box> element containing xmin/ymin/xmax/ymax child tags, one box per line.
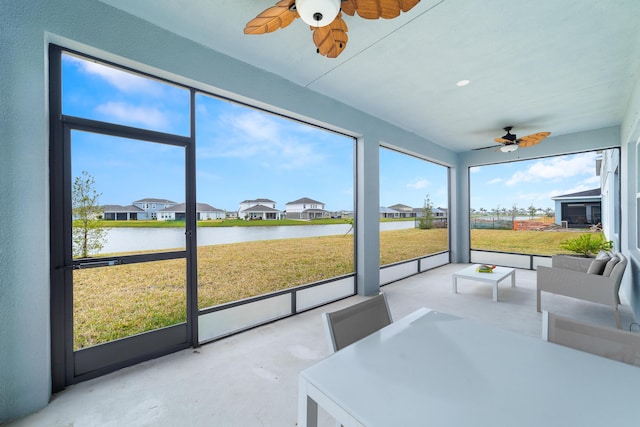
<box><xmin>559</xmin><ymin>233</ymin><xmax>613</xmax><ymax>257</ymax></box>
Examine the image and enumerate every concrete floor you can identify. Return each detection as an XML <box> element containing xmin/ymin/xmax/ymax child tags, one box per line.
<box><xmin>9</xmin><ymin>264</ymin><xmax>636</xmax><ymax>427</ymax></box>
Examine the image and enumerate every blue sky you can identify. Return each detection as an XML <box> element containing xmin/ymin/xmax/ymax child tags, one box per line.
<box><xmin>470</xmin><ymin>152</ymin><xmax>601</xmax><ymax>211</ymax></box>
<box><xmin>63</xmin><ymin>54</ymin><xmax>602</xmax><ymax>213</ymax></box>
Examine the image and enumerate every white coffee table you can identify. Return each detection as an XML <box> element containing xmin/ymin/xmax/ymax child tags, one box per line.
<box><xmin>452</xmin><ymin>264</ymin><xmax>516</xmax><ymax>302</ymax></box>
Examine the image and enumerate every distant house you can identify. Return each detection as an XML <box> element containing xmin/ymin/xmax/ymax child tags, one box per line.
<box><xmin>103</xmin><ymin>198</ymin><xmax>224</xmax><ymax>221</ymax></box>
<box><xmin>157</xmin><ymin>203</ymin><xmax>225</xmax><ymax>221</ymax></box>
<box><xmin>132</xmin><ymin>198</ymin><xmax>178</xmax><ymax>220</ymax></box>
<box><xmin>241</xmin><ymin>204</ymin><xmax>281</xmax><ymax>220</ymax></box>
<box><xmin>238</xmin><ymin>198</ymin><xmax>281</xmax><ymax>220</ymax></box>
<box><xmin>388</xmin><ymin>203</ymin><xmax>416</xmax><ymax>218</ymax></box>
<box><xmin>197</xmin><ymin>203</ymin><xmax>226</xmax><ymax>220</ymax></box>
<box><xmin>329</xmin><ymin>210</ymin><xmax>353</xmax><ymax>219</ymax></box>
<box><xmin>414</xmin><ymin>206</ymin><xmax>447</xmax><ymax>218</ymax></box>
<box><xmin>285</xmin><ymin>197</ymin><xmax>328</xmax><ymax>219</ymax></box>
<box><xmin>552</xmin><ymin>188</ymin><xmax>601</xmax><ymax>228</ymax></box>
<box><xmin>102</xmin><ymin>204</ymin><xmax>143</xmax><ymax>220</ymax></box>
<box><xmin>380</xmin><ymin>206</ymin><xmax>400</xmax><ymax>218</ymax></box>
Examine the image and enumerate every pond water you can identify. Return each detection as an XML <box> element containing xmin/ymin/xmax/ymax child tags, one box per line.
<box><xmin>99</xmin><ymin>221</ymin><xmax>415</xmax><ymax>254</ymax></box>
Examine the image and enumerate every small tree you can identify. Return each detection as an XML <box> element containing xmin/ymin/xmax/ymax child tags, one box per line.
<box><xmin>509</xmin><ymin>203</ymin><xmax>518</xmax><ymax>222</ymax></box>
<box><xmin>418</xmin><ymin>194</ymin><xmax>435</xmax><ymax>229</ymax></box>
<box><xmin>527</xmin><ymin>204</ymin><xmax>537</xmax><ymax>220</ymax></box>
<box><xmin>72</xmin><ymin>171</ymin><xmax>107</xmax><ymax>258</ymax></box>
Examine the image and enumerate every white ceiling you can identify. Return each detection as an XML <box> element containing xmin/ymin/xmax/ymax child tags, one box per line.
<box><xmin>99</xmin><ymin>0</ymin><xmax>640</xmax><ymax>152</ymax></box>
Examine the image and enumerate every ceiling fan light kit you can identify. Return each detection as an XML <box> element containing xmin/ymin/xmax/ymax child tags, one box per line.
<box><xmin>244</xmin><ymin>0</ymin><xmax>422</xmax><ymax>58</ymax></box>
<box><xmin>296</xmin><ymin>0</ymin><xmax>341</xmax><ymax>27</ymax></box>
<box><xmin>500</xmin><ymin>144</ymin><xmax>518</xmax><ymax>153</ymax></box>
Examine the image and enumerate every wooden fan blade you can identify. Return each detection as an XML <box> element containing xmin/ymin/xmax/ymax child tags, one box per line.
<box><xmin>312</xmin><ymin>14</ymin><xmax>348</xmax><ymax>58</ymax></box>
<box><xmin>345</xmin><ymin>0</ymin><xmax>421</xmax><ymax>20</ymax></box>
<box><xmin>516</xmin><ymin>132</ymin><xmax>551</xmax><ymax>148</ymax></box>
<box><xmin>341</xmin><ymin>0</ymin><xmax>357</xmax><ymax>16</ymax></box>
<box><xmin>400</xmin><ymin>0</ymin><xmax>421</xmax><ymax>13</ymax></box>
<box><xmin>244</xmin><ymin>0</ymin><xmax>298</xmax><ymax>35</ymax></box>
<box><xmin>494</xmin><ymin>137</ymin><xmax>512</xmax><ymax>144</ymax></box>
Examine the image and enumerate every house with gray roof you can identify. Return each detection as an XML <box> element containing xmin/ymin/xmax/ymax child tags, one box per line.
<box><xmin>103</xmin><ymin>199</ymin><xmax>224</xmax><ymax>221</ymax></box>
<box><xmin>552</xmin><ymin>188</ymin><xmax>601</xmax><ymax>228</ymax></box>
<box><xmin>132</xmin><ymin>198</ymin><xmax>178</xmax><ymax>220</ymax></box>
<box><xmin>388</xmin><ymin>203</ymin><xmax>416</xmax><ymax>218</ymax></box>
<box><xmin>285</xmin><ymin>197</ymin><xmax>328</xmax><ymax>219</ymax></box>
<box><xmin>157</xmin><ymin>203</ymin><xmax>225</xmax><ymax>221</ymax></box>
<box><xmin>238</xmin><ymin>198</ymin><xmax>281</xmax><ymax>220</ymax></box>
<box><xmin>102</xmin><ymin>204</ymin><xmax>144</xmax><ymax>221</ymax></box>
<box><xmin>379</xmin><ymin>206</ymin><xmax>400</xmax><ymax>219</ymax></box>
<box><xmin>413</xmin><ymin>206</ymin><xmax>447</xmax><ymax>218</ymax></box>
<box><xmin>240</xmin><ymin>204</ymin><xmax>281</xmax><ymax>220</ymax></box>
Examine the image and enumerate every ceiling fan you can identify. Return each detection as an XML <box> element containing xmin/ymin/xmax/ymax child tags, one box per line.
<box><xmin>494</xmin><ymin>126</ymin><xmax>551</xmax><ymax>152</ymax></box>
<box><xmin>244</xmin><ymin>0</ymin><xmax>421</xmax><ymax>58</ymax></box>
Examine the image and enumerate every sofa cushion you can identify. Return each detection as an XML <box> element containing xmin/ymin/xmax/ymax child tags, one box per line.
<box><xmin>587</xmin><ymin>257</ymin><xmax>609</xmax><ymax>275</ymax></box>
<box><xmin>602</xmin><ymin>255</ymin><xmax>620</xmax><ymax>277</ymax></box>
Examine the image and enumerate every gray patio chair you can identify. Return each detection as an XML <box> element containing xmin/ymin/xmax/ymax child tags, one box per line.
<box><xmin>543</xmin><ymin>311</ymin><xmax>640</xmax><ymax>366</ymax></box>
<box><xmin>322</xmin><ymin>292</ymin><xmax>392</xmax><ymax>353</ymax></box>
<box><xmin>537</xmin><ymin>252</ymin><xmax>627</xmax><ymax>328</ymax></box>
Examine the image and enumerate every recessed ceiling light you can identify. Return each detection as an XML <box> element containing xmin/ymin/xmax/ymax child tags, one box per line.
<box><xmin>456</xmin><ymin>79</ymin><xmax>470</xmax><ymax>87</ymax></box>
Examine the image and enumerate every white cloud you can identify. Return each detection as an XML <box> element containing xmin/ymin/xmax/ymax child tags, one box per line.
<box><xmin>96</xmin><ymin>102</ymin><xmax>169</xmax><ymax>129</ymax></box>
<box><xmin>516</xmin><ymin>192</ymin><xmax>555</xmax><ymax>203</ymax></box>
<box><xmin>200</xmin><ymin>111</ymin><xmax>325</xmax><ymax>170</ymax></box>
<box><xmin>407</xmin><ymin>178</ymin><xmax>429</xmax><ymax>189</ymax></box>
<box><xmin>232</xmin><ymin>111</ymin><xmax>280</xmax><ymax>141</ymax></box>
<box><xmin>510</xmin><ymin>182</ymin><xmax>600</xmax><ymax>208</ymax></box>
<box><xmin>505</xmin><ymin>152</ymin><xmax>596</xmax><ymax>186</ymax></box>
<box><xmin>548</xmin><ymin>183</ymin><xmax>598</xmax><ymax>198</ymax></box>
<box><xmin>488</xmin><ymin>178</ymin><xmax>503</xmax><ymax>184</ymax></box>
<box><xmin>66</xmin><ymin>55</ymin><xmax>163</xmax><ymax>96</ymax></box>
<box><xmin>512</xmin><ymin>178</ymin><xmax>600</xmax><ymax>207</ymax></box>
<box><xmin>584</xmin><ymin>176</ymin><xmax>601</xmax><ymax>185</ymax></box>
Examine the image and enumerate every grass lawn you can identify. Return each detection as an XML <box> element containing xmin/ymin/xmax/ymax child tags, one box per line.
<box><xmin>471</xmin><ymin>229</ymin><xmax>594</xmax><ymax>255</ymax></box>
<box><xmin>73</xmin><ymin>227</ymin><xmax>590</xmax><ymax>348</ymax></box>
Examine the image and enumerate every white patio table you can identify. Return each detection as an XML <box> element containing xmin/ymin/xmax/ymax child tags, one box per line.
<box><xmin>452</xmin><ymin>264</ymin><xmax>516</xmax><ymax>302</ymax></box>
<box><xmin>298</xmin><ymin>308</ymin><xmax>640</xmax><ymax>427</ymax></box>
